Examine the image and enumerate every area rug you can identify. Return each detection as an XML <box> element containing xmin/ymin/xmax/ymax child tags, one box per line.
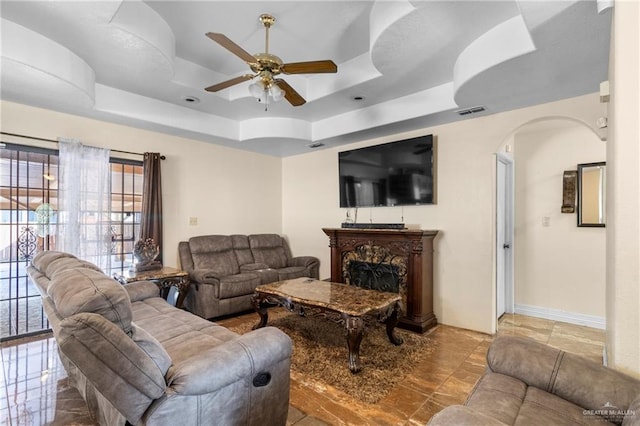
<box><xmin>228</xmin><ymin>309</ymin><xmax>437</xmax><ymax>404</ymax></box>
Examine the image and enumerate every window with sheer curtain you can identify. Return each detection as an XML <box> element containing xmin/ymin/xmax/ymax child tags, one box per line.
<box><xmin>56</xmin><ymin>139</ymin><xmax>112</xmax><ymax>271</ymax></box>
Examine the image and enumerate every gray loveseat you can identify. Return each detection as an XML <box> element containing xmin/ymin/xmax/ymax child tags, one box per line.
<box><xmin>429</xmin><ymin>335</ymin><xmax>640</xmax><ymax>426</ymax></box>
<box><xmin>28</xmin><ymin>251</ymin><xmax>292</xmax><ymax>426</ymax></box>
<box><xmin>178</xmin><ymin>234</ymin><xmax>319</xmax><ymax>319</ymax></box>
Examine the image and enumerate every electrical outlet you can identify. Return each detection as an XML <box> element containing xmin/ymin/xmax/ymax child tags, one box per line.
<box><xmin>189</xmin><ymin>217</ymin><xmax>198</xmax><ymax>226</ymax></box>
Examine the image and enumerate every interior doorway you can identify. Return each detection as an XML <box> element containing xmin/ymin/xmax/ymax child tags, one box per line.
<box><xmin>496</xmin><ymin>152</ymin><xmax>514</xmax><ymax>319</ymax></box>
<box><xmin>494</xmin><ymin>118</ymin><xmax>606</xmax><ymax>331</ymax></box>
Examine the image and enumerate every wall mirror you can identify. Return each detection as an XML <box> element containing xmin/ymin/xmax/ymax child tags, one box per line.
<box><xmin>577</xmin><ymin>162</ymin><xmax>606</xmax><ymax>227</ymax></box>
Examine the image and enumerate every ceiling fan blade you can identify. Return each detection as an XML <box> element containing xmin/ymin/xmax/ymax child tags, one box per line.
<box><xmin>206</xmin><ymin>32</ymin><xmax>257</xmax><ymax>64</ymax></box>
<box><xmin>205</xmin><ymin>74</ymin><xmax>254</xmax><ymax>92</ymax></box>
<box><xmin>275</xmin><ymin>79</ymin><xmax>306</xmax><ymax>106</ymax></box>
<box><xmin>281</xmin><ymin>60</ymin><xmax>337</xmax><ymax>74</ymax></box>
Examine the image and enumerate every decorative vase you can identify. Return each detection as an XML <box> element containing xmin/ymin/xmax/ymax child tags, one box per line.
<box><xmin>133</xmin><ymin>238</ymin><xmax>162</xmax><ymax>272</ymax></box>
<box><xmin>134</xmin><ymin>245</ymin><xmax>159</xmax><ymax>263</ymax></box>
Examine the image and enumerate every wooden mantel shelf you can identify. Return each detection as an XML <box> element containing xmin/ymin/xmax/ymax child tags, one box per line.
<box><xmin>322</xmin><ymin>227</ymin><xmax>439</xmax><ymax>333</ymax></box>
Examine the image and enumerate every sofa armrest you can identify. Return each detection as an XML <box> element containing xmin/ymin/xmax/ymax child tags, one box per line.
<box><xmin>288</xmin><ymin>256</ymin><xmax>318</xmax><ymax>268</ymax></box>
<box><xmin>124</xmin><ymin>280</ymin><xmax>160</xmax><ymax>302</ymax></box>
<box><xmin>166</xmin><ymin>327</ymin><xmax>292</xmax><ymax>395</ymax></box>
<box><xmin>190</xmin><ymin>269</ymin><xmax>222</xmax><ymax>283</ymax></box>
<box><xmin>488</xmin><ymin>336</ymin><xmax>640</xmax><ymax>417</ymax></box>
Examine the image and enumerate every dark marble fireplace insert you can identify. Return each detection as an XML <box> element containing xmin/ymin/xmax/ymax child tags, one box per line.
<box><xmin>347</xmin><ymin>260</ymin><xmax>400</xmax><ymax>293</ymax></box>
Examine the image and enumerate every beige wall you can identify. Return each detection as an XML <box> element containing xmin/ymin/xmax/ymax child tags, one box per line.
<box><xmin>2</xmin><ymin>95</ymin><xmax>608</xmax><ymax>336</ymax></box>
<box><xmin>514</xmin><ymin>122</ymin><xmax>606</xmax><ymax>320</ymax></box>
<box><xmin>606</xmin><ymin>1</ymin><xmax>640</xmax><ymax>377</ymax></box>
<box><xmin>0</xmin><ymin>101</ymin><xmax>283</xmax><ymax>268</ymax></box>
<box><xmin>283</xmin><ymin>93</ymin><xmax>602</xmax><ymax>334</ymax></box>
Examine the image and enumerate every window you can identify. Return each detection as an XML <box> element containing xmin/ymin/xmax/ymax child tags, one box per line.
<box><xmin>0</xmin><ymin>143</ymin><xmax>143</xmax><ymax>340</ymax></box>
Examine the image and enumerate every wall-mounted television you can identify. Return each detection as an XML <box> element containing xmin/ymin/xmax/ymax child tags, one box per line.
<box><xmin>339</xmin><ymin>134</ymin><xmax>436</xmax><ymax>208</ymax></box>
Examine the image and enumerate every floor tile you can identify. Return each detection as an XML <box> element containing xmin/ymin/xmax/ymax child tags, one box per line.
<box><xmin>1</xmin><ymin>314</ymin><xmax>606</xmax><ymax>425</ymax></box>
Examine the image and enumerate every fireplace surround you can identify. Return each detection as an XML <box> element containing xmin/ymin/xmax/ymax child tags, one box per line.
<box><xmin>322</xmin><ymin>228</ymin><xmax>439</xmax><ymax>333</ymax></box>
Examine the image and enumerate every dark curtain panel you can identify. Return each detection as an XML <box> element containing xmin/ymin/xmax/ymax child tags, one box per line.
<box><xmin>140</xmin><ymin>152</ymin><xmax>163</xmax><ymax>263</ymax></box>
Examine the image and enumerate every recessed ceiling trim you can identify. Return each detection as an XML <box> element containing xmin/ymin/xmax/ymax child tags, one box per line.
<box><xmin>453</xmin><ymin>15</ymin><xmax>535</xmax><ymax>104</ymax></box>
<box><xmin>313</xmin><ymin>82</ymin><xmax>457</xmax><ymax>141</ymax></box>
<box><xmin>93</xmin><ymin>84</ymin><xmax>239</xmax><ymax>140</ymax></box>
<box><xmin>110</xmin><ymin>1</ymin><xmax>176</xmax><ymax>77</ymax></box>
<box><xmin>1</xmin><ymin>19</ymin><xmax>95</xmax><ymax>107</ymax></box>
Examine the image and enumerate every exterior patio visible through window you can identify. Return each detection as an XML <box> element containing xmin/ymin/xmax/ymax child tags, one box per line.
<box><xmin>0</xmin><ymin>143</ymin><xmax>143</xmax><ymax>340</ymax></box>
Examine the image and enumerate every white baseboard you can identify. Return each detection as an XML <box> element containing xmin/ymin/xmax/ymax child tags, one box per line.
<box><xmin>514</xmin><ymin>304</ymin><xmax>606</xmax><ymax>330</ymax></box>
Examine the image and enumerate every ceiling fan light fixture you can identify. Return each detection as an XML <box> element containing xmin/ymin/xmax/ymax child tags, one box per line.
<box><xmin>205</xmin><ymin>13</ymin><xmax>336</xmax><ymax>108</ymax></box>
<box><xmin>249</xmin><ymin>80</ymin><xmax>264</xmax><ymax>98</ymax></box>
<box><xmin>249</xmin><ymin>78</ymin><xmax>284</xmax><ymax>107</ymax></box>
<box><xmin>270</xmin><ymin>84</ymin><xmax>285</xmax><ymax>102</ymax></box>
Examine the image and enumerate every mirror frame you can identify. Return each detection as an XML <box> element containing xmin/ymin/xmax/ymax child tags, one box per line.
<box><xmin>577</xmin><ymin>161</ymin><xmax>606</xmax><ymax>227</ymax></box>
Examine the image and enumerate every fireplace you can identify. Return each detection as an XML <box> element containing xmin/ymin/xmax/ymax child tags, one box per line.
<box><xmin>346</xmin><ymin>260</ymin><xmax>400</xmax><ymax>293</ymax></box>
<box><xmin>323</xmin><ymin>227</ymin><xmax>439</xmax><ymax>333</ymax></box>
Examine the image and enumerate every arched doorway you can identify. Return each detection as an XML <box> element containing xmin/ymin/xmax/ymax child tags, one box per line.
<box><xmin>494</xmin><ymin>117</ymin><xmax>606</xmax><ymax>332</ymax></box>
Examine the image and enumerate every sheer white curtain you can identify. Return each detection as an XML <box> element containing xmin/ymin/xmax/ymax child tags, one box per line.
<box><xmin>56</xmin><ymin>138</ymin><xmax>112</xmax><ymax>271</ymax></box>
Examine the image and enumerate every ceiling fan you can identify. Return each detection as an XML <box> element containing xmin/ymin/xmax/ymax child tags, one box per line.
<box><xmin>204</xmin><ymin>14</ymin><xmax>337</xmax><ymax>107</ymax></box>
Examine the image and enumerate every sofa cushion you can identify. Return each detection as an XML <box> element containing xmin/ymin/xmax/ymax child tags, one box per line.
<box><xmin>219</xmin><ymin>273</ymin><xmax>261</xmax><ymax>299</ymax></box>
<box><xmin>32</xmin><ymin>251</ymin><xmax>76</xmax><ymax>274</ymax></box>
<box><xmin>249</xmin><ymin>234</ymin><xmax>289</xmax><ymax>269</ymax></box>
<box><xmin>189</xmin><ymin>235</ymin><xmax>240</xmax><ymax>275</ymax></box>
<box><xmin>231</xmin><ymin>234</ymin><xmax>254</xmax><ymax>266</ymax></box>
<box><xmin>47</xmin><ymin>257</ymin><xmax>103</xmax><ymax>278</ymax></box>
<box><xmin>276</xmin><ymin>266</ymin><xmax>308</xmax><ymax>281</ymax></box>
<box><xmin>47</xmin><ymin>268</ymin><xmax>132</xmax><ymax>333</ymax></box>
<box><xmin>130</xmin><ymin>324</ymin><xmax>172</xmax><ymax>376</ymax></box>
<box><xmin>58</xmin><ymin>312</ymin><xmax>167</xmax><ymax>424</ymax></box>
<box><xmin>240</xmin><ymin>265</ymin><xmax>279</xmax><ymax>285</ymax></box>
<box><xmin>466</xmin><ymin>372</ymin><xmax>527</xmax><ymax>425</ymax></box>
<box><xmin>515</xmin><ymin>387</ymin><xmax>615</xmax><ymax>425</ymax></box>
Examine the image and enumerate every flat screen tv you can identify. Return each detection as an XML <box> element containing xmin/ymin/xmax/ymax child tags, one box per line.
<box><xmin>339</xmin><ymin>134</ymin><xmax>436</xmax><ymax>208</ymax></box>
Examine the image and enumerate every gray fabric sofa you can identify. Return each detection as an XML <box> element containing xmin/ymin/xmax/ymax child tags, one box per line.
<box><xmin>428</xmin><ymin>335</ymin><xmax>640</xmax><ymax>426</ymax></box>
<box><xmin>27</xmin><ymin>251</ymin><xmax>293</xmax><ymax>426</ymax></box>
<box><xmin>178</xmin><ymin>234</ymin><xmax>319</xmax><ymax>319</ymax></box>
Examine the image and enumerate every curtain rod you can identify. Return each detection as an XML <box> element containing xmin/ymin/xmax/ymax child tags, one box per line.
<box><xmin>0</xmin><ymin>131</ymin><xmax>166</xmax><ymax>160</ymax></box>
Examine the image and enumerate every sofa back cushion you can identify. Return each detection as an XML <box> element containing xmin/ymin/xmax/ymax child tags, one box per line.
<box><xmin>231</xmin><ymin>235</ymin><xmax>254</xmax><ymax>266</ymax></box>
<box><xmin>58</xmin><ymin>312</ymin><xmax>167</xmax><ymax>424</ymax></box>
<box><xmin>47</xmin><ymin>268</ymin><xmax>133</xmax><ymax>333</ymax></box>
<box><xmin>249</xmin><ymin>234</ymin><xmax>289</xmax><ymax>269</ymax></box>
<box><xmin>189</xmin><ymin>235</ymin><xmax>240</xmax><ymax>276</ymax></box>
<box><xmin>31</xmin><ymin>251</ymin><xmax>103</xmax><ymax>286</ymax></box>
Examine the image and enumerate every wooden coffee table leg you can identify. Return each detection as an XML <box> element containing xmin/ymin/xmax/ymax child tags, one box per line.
<box><xmin>386</xmin><ymin>301</ymin><xmax>404</xmax><ymax>346</ymax></box>
<box><xmin>344</xmin><ymin>316</ymin><xmax>364</xmax><ymax>374</ymax></box>
<box><xmin>252</xmin><ymin>294</ymin><xmax>269</xmax><ymax>330</ymax></box>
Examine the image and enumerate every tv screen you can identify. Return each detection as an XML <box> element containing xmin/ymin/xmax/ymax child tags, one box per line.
<box><xmin>339</xmin><ymin>134</ymin><xmax>436</xmax><ymax>208</ymax></box>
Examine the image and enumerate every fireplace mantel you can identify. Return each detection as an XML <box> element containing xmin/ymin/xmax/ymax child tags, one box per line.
<box><xmin>322</xmin><ymin>227</ymin><xmax>439</xmax><ymax>333</ymax></box>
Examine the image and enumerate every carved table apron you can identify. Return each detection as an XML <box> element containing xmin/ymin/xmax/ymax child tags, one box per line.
<box><xmin>252</xmin><ymin>277</ymin><xmax>404</xmax><ymax>374</ymax></box>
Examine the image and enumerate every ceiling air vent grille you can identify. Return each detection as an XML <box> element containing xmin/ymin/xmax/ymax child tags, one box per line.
<box><xmin>456</xmin><ymin>105</ymin><xmax>485</xmax><ymax>116</ymax></box>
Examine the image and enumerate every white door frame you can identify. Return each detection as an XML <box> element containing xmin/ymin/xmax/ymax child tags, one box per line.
<box><xmin>496</xmin><ymin>152</ymin><xmax>515</xmax><ymax>321</ymax></box>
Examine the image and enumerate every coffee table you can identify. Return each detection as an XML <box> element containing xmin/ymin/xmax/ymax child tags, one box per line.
<box><xmin>252</xmin><ymin>277</ymin><xmax>403</xmax><ymax>373</ymax></box>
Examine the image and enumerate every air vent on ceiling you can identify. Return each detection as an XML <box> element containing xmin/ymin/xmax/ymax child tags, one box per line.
<box><xmin>308</xmin><ymin>143</ymin><xmax>325</xmax><ymax>149</ymax></box>
<box><xmin>456</xmin><ymin>105</ymin><xmax>485</xmax><ymax>116</ymax></box>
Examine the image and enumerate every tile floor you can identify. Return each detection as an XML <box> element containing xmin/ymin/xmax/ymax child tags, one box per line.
<box><xmin>0</xmin><ymin>313</ymin><xmax>605</xmax><ymax>425</ymax></box>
